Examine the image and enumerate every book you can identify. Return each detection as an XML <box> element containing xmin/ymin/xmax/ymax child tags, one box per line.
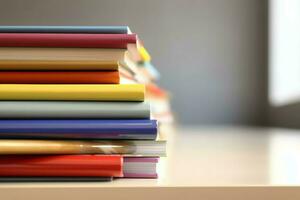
<box><xmin>138</xmin><ymin>45</ymin><xmax>151</xmax><ymax>62</ymax></box>
<box><xmin>0</xmin><ymin>177</ymin><xmax>113</xmax><ymax>182</ymax></box>
<box><xmin>0</xmin><ymin>155</ymin><xmax>122</xmax><ymax>177</ymax></box>
<box><xmin>0</xmin><ymin>60</ymin><xmax>119</xmax><ymax>71</ymax></box>
<box><xmin>0</xmin><ymin>119</ymin><xmax>157</xmax><ymax>140</ymax></box>
<box><xmin>0</xmin><ymin>71</ymin><xmax>120</xmax><ymax>84</ymax></box>
<box><xmin>0</xmin><ymin>101</ymin><xmax>150</xmax><ymax>119</ymax></box>
<box><xmin>0</xmin><ymin>140</ymin><xmax>166</xmax><ymax>156</ymax></box>
<box><xmin>0</xmin><ymin>33</ymin><xmax>136</xmax><ymax>48</ymax></box>
<box><xmin>0</xmin><ymin>155</ymin><xmax>158</xmax><ymax>178</ymax></box>
<box><xmin>0</xmin><ymin>26</ymin><xmax>130</xmax><ymax>34</ymax></box>
<box><xmin>0</xmin><ymin>84</ymin><xmax>144</xmax><ymax>101</ymax></box>
<box><xmin>0</xmin><ymin>48</ymin><xmax>126</xmax><ymax>62</ymax></box>
<box><xmin>123</xmin><ymin>157</ymin><xmax>159</xmax><ymax>178</ymax></box>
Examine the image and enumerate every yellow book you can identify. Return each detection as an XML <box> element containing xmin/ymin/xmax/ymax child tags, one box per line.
<box><xmin>138</xmin><ymin>46</ymin><xmax>151</xmax><ymax>62</ymax></box>
<box><xmin>0</xmin><ymin>84</ymin><xmax>144</xmax><ymax>101</ymax></box>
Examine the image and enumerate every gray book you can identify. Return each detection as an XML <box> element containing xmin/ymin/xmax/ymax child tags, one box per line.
<box><xmin>0</xmin><ymin>26</ymin><xmax>129</xmax><ymax>34</ymax></box>
<box><xmin>0</xmin><ymin>101</ymin><xmax>150</xmax><ymax>119</ymax></box>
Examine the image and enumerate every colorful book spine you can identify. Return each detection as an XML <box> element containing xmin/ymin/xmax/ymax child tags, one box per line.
<box><xmin>0</xmin><ymin>101</ymin><xmax>150</xmax><ymax>119</ymax></box>
<box><xmin>0</xmin><ymin>155</ymin><xmax>123</xmax><ymax>177</ymax></box>
<box><xmin>0</xmin><ymin>48</ymin><xmax>126</xmax><ymax>62</ymax></box>
<box><xmin>0</xmin><ymin>60</ymin><xmax>119</xmax><ymax>70</ymax></box>
<box><xmin>0</xmin><ymin>84</ymin><xmax>145</xmax><ymax>101</ymax></box>
<box><xmin>0</xmin><ymin>119</ymin><xmax>158</xmax><ymax>140</ymax></box>
<box><xmin>0</xmin><ymin>140</ymin><xmax>166</xmax><ymax>156</ymax></box>
<box><xmin>0</xmin><ymin>71</ymin><xmax>120</xmax><ymax>84</ymax></box>
<box><xmin>0</xmin><ymin>155</ymin><xmax>158</xmax><ymax>178</ymax></box>
<box><xmin>0</xmin><ymin>33</ymin><xmax>136</xmax><ymax>48</ymax></box>
<box><xmin>0</xmin><ymin>26</ymin><xmax>130</xmax><ymax>34</ymax></box>
<box><xmin>0</xmin><ymin>176</ymin><xmax>113</xmax><ymax>183</ymax></box>
<box><xmin>0</xmin><ymin>177</ymin><xmax>113</xmax><ymax>182</ymax></box>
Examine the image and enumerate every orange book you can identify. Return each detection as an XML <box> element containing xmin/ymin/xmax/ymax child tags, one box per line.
<box><xmin>0</xmin><ymin>71</ymin><xmax>120</xmax><ymax>84</ymax></box>
<box><xmin>0</xmin><ymin>59</ymin><xmax>120</xmax><ymax>71</ymax></box>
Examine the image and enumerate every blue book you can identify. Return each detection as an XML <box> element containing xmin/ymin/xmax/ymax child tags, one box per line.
<box><xmin>0</xmin><ymin>26</ymin><xmax>130</xmax><ymax>34</ymax></box>
<box><xmin>0</xmin><ymin>119</ymin><xmax>157</xmax><ymax>140</ymax></box>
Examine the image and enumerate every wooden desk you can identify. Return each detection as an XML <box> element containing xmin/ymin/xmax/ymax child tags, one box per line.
<box><xmin>1</xmin><ymin>126</ymin><xmax>300</xmax><ymax>199</ymax></box>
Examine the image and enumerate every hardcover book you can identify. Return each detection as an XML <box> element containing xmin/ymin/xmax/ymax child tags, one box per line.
<box><xmin>0</xmin><ymin>140</ymin><xmax>166</xmax><ymax>156</ymax></box>
<box><xmin>0</xmin><ymin>48</ymin><xmax>141</xmax><ymax>78</ymax></box>
<box><xmin>0</xmin><ymin>71</ymin><xmax>120</xmax><ymax>84</ymax></box>
<box><xmin>0</xmin><ymin>155</ymin><xmax>123</xmax><ymax>177</ymax></box>
<box><xmin>0</xmin><ymin>48</ymin><xmax>126</xmax><ymax>62</ymax></box>
<box><xmin>0</xmin><ymin>60</ymin><xmax>119</xmax><ymax>71</ymax></box>
<box><xmin>0</xmin><ymin>177</ymin><xmax>113</xmax><ymax>182</ymax></box>
<box><xmin>0</xmin><ymin>119</ymin><xmax>158</xmax><ymax>140</ymax></box>
<box><xmin>0</xmin><ymin>155</ymin><xmax>158</xmax><ymax>178</ymax></box>
<box><xmin>0</xmin><ymin>101</ymin><xmax>150</xmax><ymax>119</ymax></box>
<box><xmin>0</xmin><ymin>84</ymin><xmax>145</xmax><ymax>101</ymax></box>
<box><xmin>0</xmin><ymin>33</ymin><xmax>136</xmax><ymax>48</ymax></box>
<box><xmin>0</xmin><ymin>26</ymin><xmax>130</xmax><ymax>34</ymax></box>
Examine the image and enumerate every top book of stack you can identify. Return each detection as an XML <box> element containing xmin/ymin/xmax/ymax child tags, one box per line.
<box><xmin>0</xmin><ymin>26</ymin><xmax>131</xmax><ymax>34</ymax></box>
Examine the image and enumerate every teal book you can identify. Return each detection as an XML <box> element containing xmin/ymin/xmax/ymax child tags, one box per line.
<box><xmin>0</xmin><ymin>26</ymin><xmax>130</xmax><ymax>34</ymax></box>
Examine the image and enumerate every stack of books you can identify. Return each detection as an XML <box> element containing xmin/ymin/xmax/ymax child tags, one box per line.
<box><xmin>0</xmin><ymin>26</ymin><xmax>170</xmax><ymax>182</ymax></box>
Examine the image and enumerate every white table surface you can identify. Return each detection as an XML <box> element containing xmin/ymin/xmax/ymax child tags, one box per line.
<box><xmin>2</xmin><ymin>126</ymin><xmax>300</xmax><ymax>199</ymax></box>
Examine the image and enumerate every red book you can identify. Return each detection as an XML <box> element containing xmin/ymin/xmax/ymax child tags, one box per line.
<box><xmin>0</xmin><ymin>155</ymin><xmax>123</xmax><ymax>177</ymax></box>
<box><xmin>0</xmin><ymin>71</ymin><xmax>120</xmax><ymax>84</ymax></box>
<box><xmin>0</xmin><ymin>33</ymin><xmax>136</xmax><ymax>48</ymax></box>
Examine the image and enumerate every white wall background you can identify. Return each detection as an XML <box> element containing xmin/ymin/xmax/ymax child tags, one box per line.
<box><xmin>269</xmin><ymin>0</ymin><xmax>300</xmax><ymax>106</ymax></box>
<box><xmin>268</xmin><ymin>0</ymin><xmax>300</xmax><ymax>129</ymax></box>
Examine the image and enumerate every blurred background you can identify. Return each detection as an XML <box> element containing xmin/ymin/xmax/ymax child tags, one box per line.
<box><xmin>0</xmin><ymin>0</ymin><xmax>298</xmax><ymax>128</ymax></box>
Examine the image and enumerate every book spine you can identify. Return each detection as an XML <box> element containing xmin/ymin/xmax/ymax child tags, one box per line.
<box><xmin>0</xmin><ymin>84</ymin><xmax>145</xmax><ymax>101</ymax></box>
<box><xmin>0</xmin><ymin>33</ymin><xmax>136</xmax><ymax>48</ymax></box>
<box><xmin>0</xmin><ymin>101</ymin><xmax>150</xmax><ymax>119</ymax></box>
<box><xmin>0</xmin><ymin>48</ymin><xmax>126</xmax><ymax>63</ymax></box>
<box><xmin>0</xmin><ymin>140</ymin><xmax>166</xmax><ymax>156</ymax></box>
<box><xmin>0</xmin><ymin>119</ymin><xmax>158</xmax><ymax>140</ymax></box>
<box><xmin>0</xmin><ymin>71</ymin><xmax>120</xmax><ymax>84</ymax></box>
<box><xmin>0</xmin><ymin>177</ymin><xmax>113</xmax><ymax>182</ymax></box>
<box><xmin>0</xmin><ymin>60</ymin><xmax>119</xmax><ymax>71</ymax></box>
<box><xmin>0</xmin><ymin>26</ymin><xmax>129</xmax><ymax>34</ymax></box>
<box><xmin>0</xmin><ymin>155</ymin><xmax>123</xmax><ymax>177</ymax></box>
